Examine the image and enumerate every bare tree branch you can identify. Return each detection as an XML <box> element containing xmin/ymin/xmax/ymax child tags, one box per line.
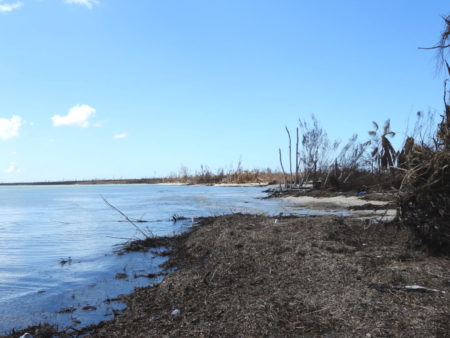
<box><xmin>418</xmin><ymin>44</ymin><xmax>450</xmax><ymax>50</ymax></box>
<box><xmin>101</xmin><ymin>195</ymin><xmax>151</xmax><ymax>238</ymax></box>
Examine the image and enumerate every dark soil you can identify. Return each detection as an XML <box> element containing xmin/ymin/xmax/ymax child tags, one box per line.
<box><xmin>6</xmin><ymin>214</ymin><xmax>450</xmax><ymax>337</ymax></box>
<box><xmin>348</xmin><ymin>203</ymin><xmax>397</xmax><ymax>211</ymax></box>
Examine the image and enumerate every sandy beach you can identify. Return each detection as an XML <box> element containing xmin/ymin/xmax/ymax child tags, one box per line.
<box><xmin>283</xmin><ymin>194</ymin><xmax>397</xmax><ymax>220</ymax></box>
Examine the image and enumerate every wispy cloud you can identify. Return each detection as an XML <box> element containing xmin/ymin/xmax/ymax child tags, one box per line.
<box><xmin>52</xmin><ymin>104</ymin><xmax>96</xmax><ymax>128</ymax></box>
<box><xmin>0</xmin><ymin>1</ymin><xmax>23</xmax><ymax>13</ymax></box>
<box><xmin>5</xmin><ymin>162</ymin><xmax>19</xmax><ymax>174</ymax></box>
<box><xmin>0</xmin><ymin>115</ymin><xmax>23</xmax><ymax>140</ymax></box>
<box><xmin>114</xmin><ymin>132</ymin><xmax>128</xmax><ymax>139</ymax></box>
<box><xmin>64</xmin><ymin>0</ymin><xmax>98</xmax><ymax>9</ymax></box>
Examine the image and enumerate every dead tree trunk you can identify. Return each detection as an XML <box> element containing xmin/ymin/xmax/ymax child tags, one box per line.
<box><xmin>295</xmin><ymin>127</ymin><xmax>299</xmax><ymax>187</ymax></box>
<box><xmin>279</xmin><ymin>148</ymin><xmax>288</xmax><ymax>189</ymax></box>
<box><xmin>285</xmin><ymin>126</ymin><xmax>293</xmax><ymax>188</ymax></box>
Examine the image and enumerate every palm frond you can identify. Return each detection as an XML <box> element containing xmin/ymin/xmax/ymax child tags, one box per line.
<box><xmin>382</xmin><ymin>136</ymin><xmax>396</xmax><ymax>155</ymax></box>
<box><xmin>383</xmin><ymin>119</ymin><xmax>391</xmax><ymax>135</ymax></box>
<box><xmin>371</xmin><ymin>147</ymin><xmax>378</xmax><ymax>157</ymax></box>
<box><xmin>385</xmin><ymin>131</ymin><xmax>396</xmax><ymax>138</ymax></box>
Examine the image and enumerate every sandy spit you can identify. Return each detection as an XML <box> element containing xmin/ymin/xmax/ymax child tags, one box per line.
<box><xmin>283</xmin><ymin>195</ymin><xmax>388</xmax><ymax>209</ymax></box>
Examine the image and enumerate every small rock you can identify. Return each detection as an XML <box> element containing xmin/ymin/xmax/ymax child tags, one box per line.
<box><xmin>58</xmin><ymin>307</ymin><xmax>76</xmax><ymax>314</ymax></box>
<box><xmin>71</xmin><ymin>317</ymin><xmax>81</xmax><ymax>325</ymax></box>
<box><xmin>82</xmin><ymin>305</ymin><xmax>97</xmax><ymax>311</ymax></box>
<box><xmin>171</xmin><ymin>309</ymin><xmax>181</xmax><ymax>316</ymax></box>
<box><xmin>115</xmin><ymin>273</ymin><xmax>128</xmax><ymax>279</ymax></box>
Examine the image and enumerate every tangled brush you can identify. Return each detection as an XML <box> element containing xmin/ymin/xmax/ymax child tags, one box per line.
<box><xmin>399</xmin><ymin>111</ymin><xmax>450</xmax><ymax>253</ymax></box>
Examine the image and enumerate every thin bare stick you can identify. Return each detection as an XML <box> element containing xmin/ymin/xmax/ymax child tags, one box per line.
<box><xmin>418</xmin><ymin>44</ymin><xmax>450</xmax><ymax>50</ymax></box>
<box><xmin>279</xmin><ymin>148</ymin><xmax>288</xmax><ymax>189</ymax></box>
<box><xmin>444</xmin><ymin>79</ymin><xmax>448</xmax><ymax>106</ymax></box>
<box><xmin>285</xmin><ymin>126</ymin><xmax>293</xmax><ymax>188</ymax></box>
<box><xmin>101</xmin><ymin>195</ymin><xmax>151</xmax><ymax>238</ymax></box>
<box><xmin>295</xmin><ymin>127</ymin><xmax>299</xmax><ymax>187</ymax></box>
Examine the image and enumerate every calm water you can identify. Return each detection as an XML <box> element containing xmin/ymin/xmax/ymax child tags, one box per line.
<box><xmin>0</xmin><ymin>184</ymin><xmax>323</xmax><ymax>333</ymax></box>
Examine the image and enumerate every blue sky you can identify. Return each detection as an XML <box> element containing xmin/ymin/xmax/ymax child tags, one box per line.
<box><xmin>0</xmin><ymin>0</ymin><xmax>448</xmax><ymax>182</ymax></box>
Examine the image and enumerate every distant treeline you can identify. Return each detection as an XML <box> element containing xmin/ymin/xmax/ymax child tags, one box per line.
<box><xmin>0</xmin><ymin>168</ymin><xmax>284</xmax><ymax>186</ymax></box>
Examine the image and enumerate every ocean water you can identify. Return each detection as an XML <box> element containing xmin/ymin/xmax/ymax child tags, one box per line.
<box><xmin>0</xmin><ymin>184</ymin><xmax>322</xmax><ymax>333</ymax></box>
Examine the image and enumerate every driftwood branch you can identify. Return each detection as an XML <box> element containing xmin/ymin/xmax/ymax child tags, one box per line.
<box><xmin>101</xmin><ymin>195</ymin><xmax>151</xmax><ymax>238</ymax></box>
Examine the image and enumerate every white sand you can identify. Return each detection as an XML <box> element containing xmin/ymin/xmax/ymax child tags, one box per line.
<box><xmin>214</xmin><ymin>182</ymin><xmax>269</xmax><ymax>187</ymax></box>
<box><xmin>284</xmin><ymin>195</ymin><xmax>396</xmax><ymax>221</ymax></box>
<box><xmin>156</xmin><ymin>182</ymin><xmax>270</xmax><ymax>187</ymax></box>
<box><xmin>283</xmin><ymin>195</ymin><xmax>388</xmax><ymax>209</ymax></box>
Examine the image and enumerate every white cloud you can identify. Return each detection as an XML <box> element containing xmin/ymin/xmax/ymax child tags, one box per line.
<box><xmin>0</xmin><ymin>1</ymin><xmax>23</xmax><ymax>13</ymax></box>
<box><xmin>0</xmin><ymin>115</ymin><xmax>23</xmax><ymax>140</ymax></box>
<box><xmin>64</xmin><ymin>0</ymin><xmax>98</xmax><ymax>9</ymax></box>
<box><xmin>52</xmin><ymin>104</ymin><xmax>96</xmax><ymax>128</ymax></box>
<box><xmin>5</xmin><ymin>162</ymin><xmax>18</xmax><ymax>174</ymax></box>
<box><xmin>114</xmin><ymin>132</ymin><xmax>128</xmax><ymax>139</ymax></box>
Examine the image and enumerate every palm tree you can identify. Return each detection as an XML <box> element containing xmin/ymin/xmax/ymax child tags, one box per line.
<box><xmin>368</xmin><ymin>119</ymin><xmax>396</xmax><ymax>171</ymax></box>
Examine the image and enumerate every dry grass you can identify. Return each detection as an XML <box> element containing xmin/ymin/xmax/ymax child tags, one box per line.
<box><xmin>82</xmin><ymin>214</ymin><xmax>450</xmax><ymax>337</ymax></box>
<box><xmin>398</xmin><ymin>100</ymin><xmax>450</xmax><ymax>254</ymax></box>
<box><xmin>399</xmin><ymin>144</ymin><xmax>450</xmax><ymax>254</ymax></box>
<box><xmin>164</xmin><ymin>167</ymin><xmax>284</xmax><ymax>185</ymax></box>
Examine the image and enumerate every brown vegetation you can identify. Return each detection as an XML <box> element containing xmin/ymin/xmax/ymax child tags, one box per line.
<box><xmin>399</xmin><ymin>101</ymin><xmax>450</xmax><ymax>254</ymax></box>
<box><xmin>54</xmin><ymin>214</ymin><xmax>450</xmax><ymax>337</ymax></box>
<box><xmin>277</xmin><ymin>116</ymin><xmax>403</xmax><ymax>194</ymax></box>
<box><xmin>164</xmin><ymin>163</ymin><xmax>284</xmax><ymax>185</ymax></box>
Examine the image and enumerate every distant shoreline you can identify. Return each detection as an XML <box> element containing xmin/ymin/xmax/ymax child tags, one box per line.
<box><xmin>0</xmin><ymin>178</ymin><xmax>165</xmax><ymax>186</ymax></box>
<box><xmin>0</xmin><ymin>179</ymin><xmax>272</xmax><ymax>187</ymax></box>
<box><xmin>0</xmin><ymin>168</ymin><xmax>282</xmax><ymax>187</ymax></box>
